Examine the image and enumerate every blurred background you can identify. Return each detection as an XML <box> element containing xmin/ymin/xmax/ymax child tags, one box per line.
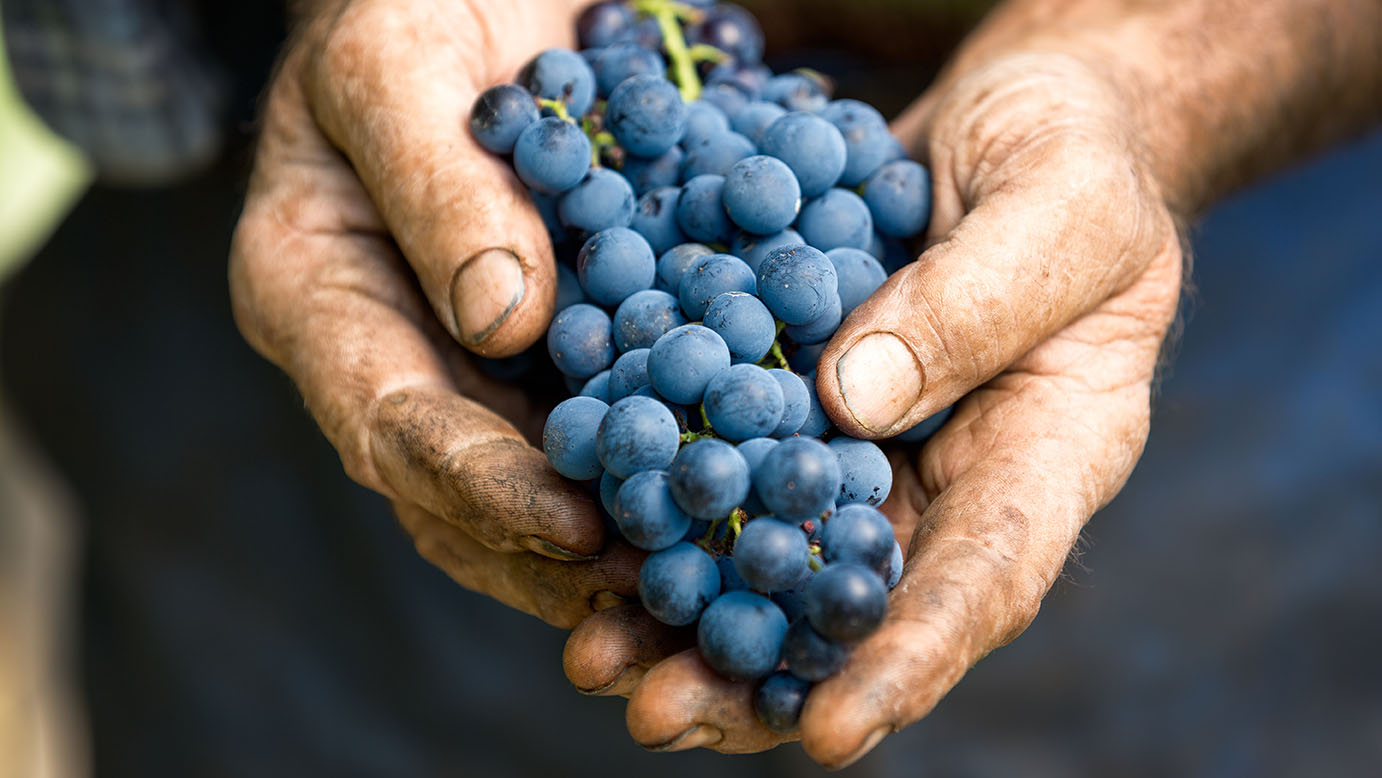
<box><xmin>1</xmin><ymin>1</ymin><xmax>1379</xmax><ymax>776</ymax></box>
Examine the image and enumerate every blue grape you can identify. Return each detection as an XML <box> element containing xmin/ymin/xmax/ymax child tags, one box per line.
<box><xmin>547</xmin><ymin>303</ymin><xmax>615</xmax><ymax>378</ymax></box>
<box><xmin>732</xmin><ymin>228</ymin><xmax>804</xmax><ymax>275</ymax></box>
<box><xmin>554</xmin><ymin>261</ymin><xmax>588</xmax><ymax>312</ymax></box>
<box><xmin>640</xmin><ymin>542</ymin><xmax>720</xmax><ymax>626</ymax></box>
<box><xmin>469</xmin><ymin>84</ymin><xmax>539</xmax><ymax>155</ymax></box>
<box><xmin>655</xmin><ymin>242</ymin><xmax>714</xmax><ymax>293</ymax></box>
<box><xmin>703</xmin><ymin>363</ymin><xmax>786</xmax><ymax>442</ymax></box>
<box><xmin>630</xmin><ymin>186</ymin><xmax>687</xmax><ymax>255</ymax></box>
<box><xmin>826</xmin><ymin>247</ymin><xmax>887</xmax><ymax>316</ymax></box>
<box><xmin>754</xmin><ymin>437</ymin><xmax>841</xmax><ymax>520</ymax></box>
<box><xmin>797</xmin><ymin>187</ymin><xmax>874</xmax><ymax>250</ymax></box>
<box><xmin>678</xmin><ymin>253</ymin><xmax>756</xmax><ymax>320</ymax></box>
<box><xmin>559</xmin><ymin>167</ymin><xmax>635</xmax><ymax>234</ymax></box>
<box><xmin>730</xmin><ymin>100</ymin><xmax>787</xmax><ymax>147</ymax></box>
<box><xmin>804</xmin><ymin>562</ymin><xmax>888</xmax><ymax>643</ymax></box>
<box><xmin>787</xmin><ymin>341</ymin><xmax>825</xmax><ymax>374</ymax></box>
<box><xmin>681</xmin><ymin>130</ymin><xmax>756</xmax><ymax>179</ymax></box>
<box><xmin>757</xmin><ymin>244</ymin><xmax>839</xmax><ymax>325</ymax></box>
<box><xmin>599</xmin><ymin>470</ymin><xmax>624</xmax><ymax>516</ymax></box>
<box><xmin>781</xmin><ymin>288</ymin><xmax>841</xmax><ymax>345</ymax></box>
<box><xmin>759</xmin><ymin>112</ymin><xmax>845</xmax><ymax>197</ymax></box>
<box><xmin>830</xmin><ymin>437</ymin><xmax>892</xmax><ymax>506</ymax></box>
<box><xmin>513</xmin><ymin>117</ymin><xmax>592</xmax><ymax>194</ymax></box>
<box><xmin>667</xmin><ymin>439</ymin><xmax>751</xmax><ymax>519</ymax></box>
<box><xmin>517</xmin><ymin>49</ymin><xmax>596</xmax><ymax>117</ymax></box>
<box><xmin>735</xmin><ymin>436</ymin><xmax>778</xmax><ymax>514</ymax></box>
<box><xmin>542</xmin><ymin>396</ymin><xmax>608</xmax><ymax>479</ymax></box>
<box><xmin>771</xmin><ymin>582</ymin><xmax>810</xmax><ymax>625</ymax></box>
<box><xmin>684</xmin><ymin>518</ymin><xmax>711</xmax><ymax>543</ymax></box>
<box><xmin>612</xmin><ymin>288</ymin><xmax>687</xmax><ymax>351</ymax></box>
<box><xmin>687</xmin><ymin>4</ymin><xmax>764</xmax><ymax>64</ymax></box>
<box><xmin>593</xmin><ymin>42</ymin><xmax>665</xmax><ymax>97</ymax></box>
<box><xmin>722</xmin><ymin>155</ymin><xmax>802</xmax><ymax>235</ymax></box>
<box><xmin>630</xmin><ymin>15</ymin><xmax>664</xmax><ymax>49</ymax></box>
<box><xmin>782</xmin><ymin>619</ymin><xmax>849</xmax><ymax>681</ymax></box>
<box><xmin>530</xmin><ymin>189</ymin><xmax>568</xmax><ymax>243</ymax></box>
<box><xmin>820</xmin><ymin>502</ymin><xmax>894</xmax><ymax>575</ymax></box>
<box><xmin>797</xmin><ymin>376</ymin><xmax>833</xmax><ymax>437</ymax></box>
<box><xmin>620</xmin><ymin>145</ymin><xmax>684</xmax><ymax>196</ymax></box>
<box><xmin>885</xmin><ymin>540</ymin><xmax>904</xmax><ymax>589</ymax></box>
<box><xmin>579</xmin><ymin>369</ymin><xmax>612</xmax><ymax>402</ymax></box>
<box><xmin>576</xmin><ymin>227</ymin><xmax>655</xmax><ymax>306</ymax></box>
<box><xmin>697</xmin><ymin>82</ymin><xmax>751</xmax><ymax>120</ymax></box>
<box><xmin>631</xmin><ymin>384</ymin><xmax>691</xmax><ymax>431</ymax></box>
<box><xmin>576</xmin><ymin>1</ymin><xmax>634</xmax><ymax>48</ymax></box>
<box><xmin>606</xmin><ymin>74</ymin><xmax>686</xmax><ymax>158</ymax></box>
<box><xmin>754</xmin><ymin>671</ymin><xmax>812</xmax><ymax>734</ymax></box>
<box><xmin>595</xmin><ymin>395</ymin><xmax>680</xmax><ymax>478</ymax></box>
<box><xmin>894</xmin><ymin>405</ymin><xmax>953</xmax><ymax>442</ymax></box>
<box><xmin>674</xmin><ymin>174</ymin><xmax>732</xmax><ymax>244</ymax></box>
<box><xmin>607</xmin><ymin>347</ymin><xmax>651</xmax><ymax>401</ymax></box>
<box><xmin>680</xmin><ymin>100</ymin><xmax>731</xmax><ymax>147</ymax></box>
<box><xmin>707</xmin><ymin>61</ymin><xmax>772</xmax><ymax>97</ymax></box>
<box><xmin>769</xmin><ymin>369</ymin><xmax>809</xmax><ymax>437</ymax></box>
<box><xmin>703</xmin><ymin>291</ymin><xmax>775</xmax><ymax>363</ymax></box>
<box><xmin>614</xmin><ymin>470</ymin><xmax>694</xmax><ymax>551</ymax></box>
<box><xmin>733</xmin><ymin>517</ymin><xmax>810</xmax><ymax>592</ymax></box>
<box><xmin>718</xmin><ymin>554</ymin><xmax>749</xmax><ymax>592</ymax></box>
<box><xmin>760</xmin><ymin>73</ymin><xmax>828</xmax><ymax>113</ymax></box>
<box><xmin>563</xmin><ymin>373</ymin><xmax>586</xmax><ymax>395</ymax></box>
<box><xmin>863</xmin><ymin>159</ymin><xmax>932</xmax><ymax>238</ymax></box>
<box><xmin>697</xmin><ymin>590</ymin><xmax>788</xmax><ymax>681</ymax></box>
<box><xmin>876</xmin><ymin>232</ymin><xmax>914</xmax><ymax>275</ymax></box>
<box><xmin>647</xmin><ymin>324</ymin><xmax>731</xmax><ymax>404</ymax></box>
<box><xmin>819</xmin><ymin>98</ymin><xmax>893</xmax><ymax>186</ymax></box>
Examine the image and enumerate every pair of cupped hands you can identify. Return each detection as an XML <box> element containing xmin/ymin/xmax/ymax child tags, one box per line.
<box><xmin>230</xmin><ymin>0</ymin><xmax>1182</xmax><ymax>767</ymax></box>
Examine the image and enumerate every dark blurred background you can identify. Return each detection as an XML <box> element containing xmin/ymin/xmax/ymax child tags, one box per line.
<box><xmin>2</xmin><ymin>1</ymin><xmax>1380</xmax><ymax>776</ymax></box>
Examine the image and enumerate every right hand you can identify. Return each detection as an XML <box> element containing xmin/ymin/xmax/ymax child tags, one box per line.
<box><xmin>229</xmin><ymin>0</ymin><xmax>638</xmax><ymax>628</ymax></box>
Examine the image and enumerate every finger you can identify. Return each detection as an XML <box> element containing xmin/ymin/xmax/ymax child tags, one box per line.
<box><xmin>799</xmin><ymin>254</ymin><xmax>1182</xmax><ymax>768</ymax></box>
<box><xmin>563</xmin><ymin>604</ymin><xmax>696</xmax><ymax>696</ymax></box>
<box><xmin>230</xmin><ymin>61</ymin><xmax>601</xmax><ymax>559</ymax></box>
<box><xmin>395</xmin><ymin>503</ymin><xmax>641</xmax><ymax>629</ymax></box>
<box><xmin>624</xmin><ymin>650</ymin><xmax>792</xmax><ymax>754</ymax></box>
<box><xmin>303</xmin><ymin>3</ymin><xmax>576</xmax><ymax>356</ymax></box>
<box><xmin>818</xmin><ymin>56</ymin><xmax>1177</xmax><ymax>436</ymax></box>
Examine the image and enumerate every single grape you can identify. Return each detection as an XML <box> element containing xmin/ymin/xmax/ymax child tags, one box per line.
<box><xmin>771</xmin><ymin>582</ymin><xmax>810</xmax><ymax>625</ymax></box>
<box><xmin>614</xmin><ymin>470</ymin><xmax>694</xmax><ymax>551</ymax></box>
<box><xmin>707</xmin><ymin>60</ymin><xmax>772</xmax><ymax>97</ymax></box>
<box><xmin>697</xmin><ymin>590</ymin><xmax>788</xmax><ymax>681</ymax></box>
<box><xmin>620</xmin><ymin>145</ymin><xmax>684</xmax><ymax>196</ymax></box>
<box><xmin>760</xmin><ymin>72</ymin><xmax>829</xmax><ymax>113</ymax></box>
<box><xmin>593</xmin><ymin>42</ymin><xmax>666</xmax><ymax>97</ymax></box>
<box><xmin>797</xmin><ymin>187</ymin><xmax>874</xmax><ymax>251</ymax></box>
<box><xmin>753</xmin><ymin>671</ymin><xmax>812</xmax><ymax>734</ymax></box>
<box><xmin>757</xmin><ymin>244</ymin><xmax>839</xmax><ymax>325</ymax></box>
<box><xmin>513</xmin><ymin>116</ymin><xmax>592</xmax><ymax>194</ymax></box>
<box><xmin>469</xmin><ymin>84</ymin><xmax>540</xmax><ymax>155</ymax></box>
<box><xmin>559</xmin><ymin>167</ymin><xmax>635</xmax><ymax>234</ymax></box>
<box><xmin>703</xmin><ymin>363</ymin><xmax>786</xmax><ymax>442</ymax></box>
<box><xmin>819</xmin><ymin>98</ymin><xmax>893</xmax><ymax>186</ymax></box>
<box><xmin>607</xmin><ymin>347</ymin><xmax>651</xmax><ymax>401</ymax></box>
<box><xmin>576</xmin><ymin>1</ymin><xmax>634</xmax><ymax>49</ymax></box>
<box><xmin>542</xmin><ymin>396</ymin><xmax>608</xmax><ymax>480</ymax></box>
<box><xmin>884</xmin><ymin>540</ymin><xmax>904</xmax><ymax>589</ymax></box>
<box><xmin>797</xmin><ymin>376</ymin><xmax>833</xmax><ymax>438</ymax></box>
<box><xmin>781</xmin><ymin>619</ymin><xmax>849</xmax><ymax>682</ymax></box>
<box><xmin>595</xmin><ymin>395</ymin><xmax>680</xmax><ymax>478</ymax></box>
<box><xmin>686</xmin><ymin>3</ymin><xmax>764</xmax><ymax>64</ymax></box>
<box><xmin>820</xmin><ymin>503</ymin><xmax>894</xmax><ymax>576</ymax></box>
<box><xmin>826</xmin><ymin>247</ymin><xmax>887</xmax><ymax>316</ymax></box>
<box><xmin>674</xmin><ymin>174</ymin><xmax>732</xmax><ymax>244</ymax></box>
<box><xmin>667</xmin><ymin>439</ymin><xmax>751</xmax><ymax>519</ymax></box>
<box><xmin>612</xmin><ymin>288</ymin><xmax>687</xmax><ymax>352</ymax></box>
<box><xmin>722</xmin><ymin>155</ymin><xmax>802</xmax><ymax>235</ymax></box>
<box><xmin>599</xmin><ymin>470</ymin><xmax>624</xmax><ymax>516</ymax></box>
<box><xmin>547</xmin><ymin>303</ymin><xmax>615</xmax><ymax>378</ymax></box>
<box><xmin>830</xmin><ymin>437</ymin><xmax>892</xmax><ymax>506</ymax></box>
<box><xmin>894</xmin><ymin>405</ymin><xmax>954</xmax><ymax>442</ymax></box>
<box><xmin>734</xmin><ymin>517</ymin><xmax>810</xmax><ymax>592</ymax></box>
<box><xmin>863</xmin><ymin>159</ymin><xmax>932</xmax><ymax>238</ymax></box>
<box><xmin>731</xmin><ymin>228</ymin><xmax>804</xmax><ymax>275</ymax></box>
<box><xmin>735</xmin><ymin>436</ymin><xmax>779</xmax><ymax>514</ymax></box>
<box><xmin>606</xmin><ymin>74</ymin><xmax>686</xmax><ymax>158</ymax></box>
<box><xmin>703</xmin><ymin>291</ymin><xmax>775</xmax><ymax>364</ymax></box>
<box><xmin>680</xmin><ymin>100</ymin><xmax>732</xmax><ymax>148</ymax></box>
<box><xmin>530</xmin><ymin>189</ymin><xmax>568</xmax><ymax>243</ymax></box>
<box><xmin>804</xmin><ymin>562</ymin><xmax>888</xmax><ymax>643</ymax></box>
<box><xmin>681</xmin><ymin>130</ymin><xmax>756</xmax><ymax>179</ymax></box>
<box><xmin>629</xmin><ymin>15</ymin><xmax>664</xmax><ymax>50</ymax></box>
<box><xmin>517</xmin><ymin>48</ymin><xmax>596</xmax><ymax>118</ymax></box>
<box><xmin>697</xmin><ymin>82</ymin><xmax>751</xmax><ymax>120</ymax></box>
<box><xmin>754</xmin><ymin>436</ymin><xmax>842</xmax><ymax>520</ymax></box>
<box><xmin>730</xmin><ymin>100</ymin><xmax>787</xmax><ymax>147</ymax></box>
<box><xmin>647</xmin><ymin>324</ymin><xmax>731</xmax><ymax>404</ymax></box>
<box><xmin>678</xmin><ymin>253</ymin><xmax>756</xmax><ymax>320</ymax></box>
<box><xmin>554</xmin><ymin>261</ymin><xmax>588</xmax><ymax>312</ymax></box>
<box><xmin>630</xmin><ymin>384</ymin><xmax>691</xmax><ymax>431</ymax></box>
<box><xmin>768</xmin><ymin>369</ymin><xmax>809</xmax><ymax>437</ymax></box>
<box><xmin>576</xmin><ymin>227</ymin><xmax>655</xmax><ymax>306</ymax></box>
<box><xmin>782</xmin><ymin>289</ymin><xmax>841</xmax><ymax>345</ymax></box>
<box><xmin>717</xmin><ymin>554</ymin><xmax>749</xmax><ymax>592</ymax></box>
<box><xmin>630</xmin><ymin>186</ymin><xmax>687</xmax><ymax>256</ymax></box>
<box><xmin>759</xmin><ymin>112</ymin><xmax>846</xmax><ymax>197</ymax></box>
<box><xmin>578</xmin><ymin>369</ymin><xmax>612</xmax><ymax>403</ymax></box>
<box><xmin>655</xmin><ymin>242</ymin><xmax>714</xmax><ymax>293</ymax></box>
<box><xmin>639</xmin><ymin>542</ymin><xmax>720</xmax><ymax>626</ymax></box>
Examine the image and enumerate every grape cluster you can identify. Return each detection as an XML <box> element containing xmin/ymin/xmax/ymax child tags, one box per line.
<box><xmin>469</xmin><ymin>0</ymin><xmax>948</xmax><ymax>733</ymax></box>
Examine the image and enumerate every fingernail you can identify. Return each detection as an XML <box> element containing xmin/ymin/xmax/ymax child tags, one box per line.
<box><xmin>650</xmin><ymin>724</ymin><xmax>723</xmax><ymax>752</ymax></box>
<box><xmin>520</xmin><ymin>535</ymin><xmax>598</xmax><ymax>561</ymax></box>
<box><xmin>590</xmin><ymin>590</ymin><xmax>635</xmax><ymax>611</ymax></box>
<box><xmin>452</xmin><ymin>248</ymin><xmax>525</xmax><ymax>344</ymax></box>
<box><xmin>577</xmin><ymin>664</ymin><xmax>645</xmax><ymax>696</ymax></box>
<box><xmin>830</xmin><ymin>724</ymin><xmax>892</xmax><ymax>770</ymax></box>
<box><xmin>836</xmin><ymin>332</ymin><xmax>924</xmax><ymax>433</ymax></box>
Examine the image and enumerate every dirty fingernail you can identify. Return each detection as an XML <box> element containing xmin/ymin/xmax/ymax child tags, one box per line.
<box><xmin>452</xmin><ymin>248</ymin><xmax>524</xmax><ymax>344</ymax></box>
<box><xmin>520</xmin><ymin>535</ymin><xmax>598</xmax><ymax>561</ymax></box>
<box><xmin>836</xmin><ymin>332</ymin><xmax>924</xmax><ymax>433</ymax></box>
<box><xmin>650</xmin><ymin>724</ymin><xmax>723</xmax><ymax>752</ymax></box>
<box><xmin>577</xmin><ymin>664</ymin><xmax>646</xmax><ymax>696</ymax></box>
<box><xmin>830</xmin><ymin>724</ymin><xmax>892</xmax><ymax>770</ymax></box>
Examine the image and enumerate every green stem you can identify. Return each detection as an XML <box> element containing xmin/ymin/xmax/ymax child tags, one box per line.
<box><xmin>699</xmin><ymin>404</ymin><xmax>713</xmax><ymax>432</ymax></box>
<box><xmin>536</xmin><ymin>98</ymin><xmax>573</xmax><ymax>123</ymax></box>
<box><xmin>633</xmin><ymin>0</ymin><xmax>704</xmax><ymax>103</ymax></box>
